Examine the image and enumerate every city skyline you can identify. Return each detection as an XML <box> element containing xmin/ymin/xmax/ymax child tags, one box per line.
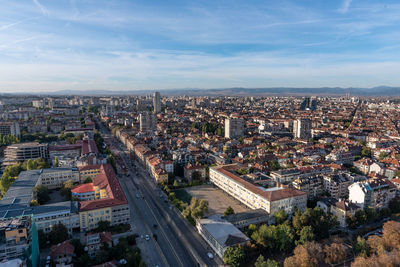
<box><xmin>1</xmin><ymin>0</ymin><xmax>400</xmax><ymax>92</ymax></box>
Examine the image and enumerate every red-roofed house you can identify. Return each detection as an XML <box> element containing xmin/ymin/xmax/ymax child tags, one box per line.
<box><xmin>51</xmin><ymin>240</ymin><xmax>74</xmax><ymax>267</ymax></box>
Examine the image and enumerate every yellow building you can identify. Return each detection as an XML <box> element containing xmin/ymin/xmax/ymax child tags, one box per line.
<box><xmin>79</xmin><ymin>207</ymin><xmax>112</xmax><ymax>231</ymax></box>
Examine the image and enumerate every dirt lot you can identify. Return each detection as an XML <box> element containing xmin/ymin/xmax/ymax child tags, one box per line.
<box><xmin>184</xmin><ymin>184</ymin><xmax>249</xmax><ymax>216</ymax></box>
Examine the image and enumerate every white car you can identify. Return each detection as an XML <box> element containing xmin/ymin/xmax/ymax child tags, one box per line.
<box><xmin>145</xmin><ymin>234</ymin><xmax>150</xmax><ymax>241</ymax></box>
<box><xmin>207</xmin><ymin>252</ymin><xmax>214</xmax><ymax>259</ymax></box>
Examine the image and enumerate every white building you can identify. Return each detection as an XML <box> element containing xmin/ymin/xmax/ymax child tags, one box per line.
<box><xmin>225</xmin><ymin>118</ymin><xmax>244</xmax><ymax>139</ymax></box>
<box><xmin>348</xmin><ymin>177</ymin><xmax>396</xmax><ymax>210</ymax></box>
<box><xmin>293</xmin><ymin>118</ymin><xmax>312</xmax><ymax>140</ymax></box>
<box><xmin>139</xmin><ymin>112</ymin><xmax>156</xmax><ymax>132</ymax></box>
<box><xmin>210</xmin><ymin>164</ymin><xmax>307</xmax><ymax>216</ymax></box>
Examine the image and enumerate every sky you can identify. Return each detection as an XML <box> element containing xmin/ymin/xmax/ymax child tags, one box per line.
<box><xmin>0</xmin><ymin>0</ymin><xmax>400</xmax><ymax>92</ymax></box>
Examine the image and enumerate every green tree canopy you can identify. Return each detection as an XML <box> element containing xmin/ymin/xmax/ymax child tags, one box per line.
<box><xmin>223</xmin><ymin>246</ymin><xmax>246</xmax><ymax>267</ymax></box>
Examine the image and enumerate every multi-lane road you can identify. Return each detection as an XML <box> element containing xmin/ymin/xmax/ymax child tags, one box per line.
<box><xmin>96</xmin><ymin>120</ymin><xmax>222</xmax><ymax>267</ymax></box>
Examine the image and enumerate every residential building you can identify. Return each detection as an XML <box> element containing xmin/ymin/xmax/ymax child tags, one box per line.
<box><xmin>196</xmin><ymin>217</ymin><xmax>249</xmax><ymax>258</ymax></box>
<box><xmin>0</xmin><ymin>122</ymin><xmax>20</xmax><ymax>137</ymax></box>
<box><xmin>184</xmin><ymin>164</ymin><xmax>206</xmax><ymax>182</ymax></box>
<box><xmin>51</xmin><ymin>240</ymin><xmax>74</xmax><ymax>267</ymax></box>
<box><xmin>139</xmin><ymin>112</ymin><xmax>156</xmax><ymax>132</ymax></box>
<box><xmin>0</xmin><ymin>217</ymin><xmax>31</xmax><ymax>262</ymax></box>
<box><xmin>348</xmin><ymin>177</ymin><xmax>396</xmax><ymax>210</ymax></box>
<box><xmin>153</xmin><ymin>92</ymin><xmax>161</xmax><ymax>113</ymax></box>
<box><xmin>225</xmin><ymin>118</ymin><xmax>244</xmax><ymax>139</ymax></box>
<box><xmin>292</xmin><ymin>175</ymin><xmax>323</xmax><ymax>199</ymax></box>
<box><xmin>210</xmin><ymin>164</ymin><xmax>307</xmax><ymax>216</ymax></box>
<box><xmin>330</xmin><ymin>200</ymin><xmax>362</xmax><ymax>228</ymax></box>
<box><xmin>86</xmin><ymin>232</ymin><xmax>113</xmax><ymax>258</ymax></box>
<box><xmin>322</xmin><ymin>173</ymin><xmax>353</xmax><ymax>199</ymax></box>
<box><xmin>3</xmin><ymin>142</ymin><xmax>49</xmax><ymax>166</ymax></box>
<box><xmin>293</xmin><ymin>118</ymin><xmax>311</xmax><ymax>140</ymax></box>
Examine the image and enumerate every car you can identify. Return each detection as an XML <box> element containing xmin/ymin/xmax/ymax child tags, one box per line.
<box><xmin>207</xmin><ymin>252</ymin><xmax>214</xmax><ymax>259</ymax></box>
<box><xmin>153</xmin><ymin>224</ymin><xmax>157</xmax><ymax>228</ymax></box>
<box><xmin>145</xmin><ymin>235</ymin><xmax>150</xmax><ymax>241</ymax></box>
<box><xmin>46</xmin><ymin>256</ymin><xmax>51</xmax><ymax>263</ymax></box>
<box><xmin>136</xmin><ymin>194</ymin><xmax>140</xmax><ymax>198</ymax></box>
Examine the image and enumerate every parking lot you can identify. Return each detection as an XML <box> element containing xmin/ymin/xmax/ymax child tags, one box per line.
<box><xmin>184</xmin><ymin>184</ymin><xmax>249</xmax><ymax>216</ymax></box>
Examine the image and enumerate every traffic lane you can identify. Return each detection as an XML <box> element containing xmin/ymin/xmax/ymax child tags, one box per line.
<box><xmin>133</xmin><ymin>164</ymin><xmax>221</xmax><ymax>266</ymax></box>
<box><xmin>138</xmin><ymin>172</ymin><xmax>218</xmax><ymax>267</ymax></box>
<box><xmin>137</xmin><ymin>180</ymin><xmax>199</xmax><ymax>267</ymax></box>
<box><xmin>123</xmin><ymin>177</ymin><xmax>185</xmax><ymax>267</ymax></box>
<box><xmin>119</xmin><ymin>178</ymin><xmax>167</xmax><ymax>267</ymax></box>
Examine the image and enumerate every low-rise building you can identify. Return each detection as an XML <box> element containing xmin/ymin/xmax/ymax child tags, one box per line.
<box><xmin>51</xmin><ymin>240</ymin><xmax>74</xmax><ymax>267</ymax></box>
<box><xmin>196</xmin><ymin>217</ymin><xmax>249</xmax><ymax>258</ymax></box>
<box><xmin>330</xmin><ymin>200</ymin><xmax>362</xmax><ymax>228</ymax></box>
<box><xmin>86</xmin><ymin>232</ymin><xmax>113</xmax><ymax>258</ymax></box>
<box><xmin>221</xmin><ymin>209</ymin><xmax>270</xmax><ymax>229</ymax></box>
<box><xmin>292</xmin><ymin>175</ymin><xmax>323</xmax><ymax>199</ymax></box>
<box><xmin>184</xmin><ymin>164</ymin><xmax>207</xmax><ymax>182</ymax></box>
<box><xmin>39</xmin><ymin>168</ymin><xmax>80</xmax><ymax>189</ymax></box>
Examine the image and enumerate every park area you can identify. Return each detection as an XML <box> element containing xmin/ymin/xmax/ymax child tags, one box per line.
<box><xmin>176</xmin><ymin>184</ymin><xmax>249</xmax><ymax>216</ymax></box>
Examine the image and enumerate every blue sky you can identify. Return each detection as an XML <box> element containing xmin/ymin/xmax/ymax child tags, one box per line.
<box><xmin>0</xmin><ymin>0</ymin><xmax>400</xmax><ymax>92</ymax></box>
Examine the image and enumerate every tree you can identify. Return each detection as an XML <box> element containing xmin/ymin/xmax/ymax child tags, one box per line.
<box><xmin>173</xmin><ymin>180</ymin><xmax>179</xmax><ymax>187</ymax></box>
<box><xmin>30</xmin><ymin>200</ymin><xmax>40</xmax><ymax>206</ymax></box>
<box><xmin>95</xmin><ymin>220</ymin><xmax>111</xmax><ymax>232</ymax></box>
<box><xmin>296</xmin><ymin>226</ymin><xmax>315</xmax><ymax>245</ymax></box>
<box><xmin>274</xmin><ymin>209</ymin><xmax>288</xmax><ymax>225</ymax></box>
<box><xmin>354</xmin><ymin>210</ymin><xmax>367</xmax><ymax>225</ymax></box>
<box><xmin>223</xmin><ymin>246</ymin><xmax>246</xmax><ymax>267</ymax></box>
<box><xmin>361</xmin><ymin>147</ymin><xmax>371</xmax><ymax>158</ymax></box>
<box><xmin>60</xmin><ymin>179</ymin><xmax>74</xmax><ymax>200</ymax></box>
<box><xmin>224</xmin><ymin>206</ymin><xmax>235</xmax><ymax>216</ymax></box>
<box><xmin>354</xmin><ymin>236</ymin><xmax>369</xmax><ymax>257</ymax></box>
<box><xmin>367</xmin><ymin>235</ymin><xmax>384</xmax><ymax>256</ymax></box>
<box><xmin>382</xmin><ymin>220</ymin><xmax>400</xmax><ymax>250</ymax></box>
<box><xmin>284</xmin><ymin>242</ymin><xmax>323</xmax><ymax>267</ymax></box>
<box><xmin>324</xmin><ymin>243</ymin><xmax>347</xmax><ymax>264</ymax></box>
<box><xmin>33</xmin><ymin>185</ymin><xmax>50</xmax><ymax>204</ymax></box>
<box><xmin>292</xmin><ymin>207</ymin><xmax>338</xmax><ymax>240</ymax></box>
<box><xmin>268</xmin><ymin>160</ymin><xmax>280</xmax><ymax>170</ymax></box>
<box><xmin>49</xmin><ymin>223</ymin><xmax>68</xmax><ymax>245</ymax></box>
<box><xmin>84</xmin><ymin>177</ymin><xmax>93</xmax><ymax>184</ymax></box>
<box><xmin>55</xmin><ymin>156</ymin><xmax>59</xmax><ymax>167</ymax></box>
<box><xmin>255</xmin><ymin>255</ymin><xmax>279</xmax><ymax>267</ymax></box>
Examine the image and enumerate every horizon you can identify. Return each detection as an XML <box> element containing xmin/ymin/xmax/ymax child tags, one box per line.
<box><xmin>1</xmin><ymin>0</ymin><xmax>400</xmax><ymax>92</ymax></box>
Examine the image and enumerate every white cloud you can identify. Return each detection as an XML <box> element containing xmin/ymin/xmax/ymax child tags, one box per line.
<box><xmin>33</xmin><ymin>0</ymin><xmax>48</xmax><ymax>16</ymax></box>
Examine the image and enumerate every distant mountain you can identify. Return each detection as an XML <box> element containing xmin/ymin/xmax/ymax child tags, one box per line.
<box><xmin>10</xmin><ymin>86</ymin><xmax>400</xmax><ymax>96</ymax></box>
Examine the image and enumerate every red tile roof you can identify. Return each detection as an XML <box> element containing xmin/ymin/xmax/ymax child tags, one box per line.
<box><xmin>72</xmin><ymin>183</ymin><xmax>94</xmax><ymax>194</ymax></box>
<box><xmin>51</xmin><ymin>240</ymin><xmax>74</xmax><ymax>258</ymax></box>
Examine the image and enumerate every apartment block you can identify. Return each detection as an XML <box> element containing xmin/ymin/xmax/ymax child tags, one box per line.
<box><xmin>0</xmin><ymin>122</ymin><xmax>20</xmax><ymax>137</ymax></box>
<box><xmin>225</xmin><ymin>118</ymin><xmax>244</xmax><ymax>139</ymax></box>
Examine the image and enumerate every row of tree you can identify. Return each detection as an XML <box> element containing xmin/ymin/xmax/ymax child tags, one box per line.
<box><xmin>0</xmin><ymin>134</ymin><xmax>19</xmax><ymax>146</ymax></box>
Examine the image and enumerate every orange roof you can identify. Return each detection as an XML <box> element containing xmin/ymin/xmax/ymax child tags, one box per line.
<box><xmin>72</xmin><ymin>183</ymin><xmax>94</xmax><ymax>194</ymax></box>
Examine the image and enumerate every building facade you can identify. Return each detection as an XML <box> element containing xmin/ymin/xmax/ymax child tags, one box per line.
<box><xmin>225</xmin><ymin>118</ymin><xmax>244</xmax><ymax>139</ymax></box>
<box><xmin>3</xmin><ymin>142</ymin><xmax>49</xmax><ymax>166</ymax></box>
<box><xmin>293</xmin><ymin>118</ymin><xmax>312</xmax><ymax>140</ymax></box>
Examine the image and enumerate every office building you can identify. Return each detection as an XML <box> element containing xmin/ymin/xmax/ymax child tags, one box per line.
<box><xmin>3</xmin><ymin>142</ymin><xmax>49</xmax><ymax>166</ymax></box>
<box><xmin>153</xmin><ymin>92</ymin><xmax>161</xmax><ymax>113</ymax></box>
<box><xmin>225</xmin><ymin>118</ymin><xmax>244</xmax><ymax>139</ymax></box>
<box><xmin>139</xmin><ymin>112</ymin><xmax>156</xmax><ymax>132</ymax></box>
<box><xmin>293</xmin><ymin>118</ymin><xmax>312</xmax><ymax>140</ymax></box>
<box><xmin>0</xmin><ymin>122</ymin><xmax>20</xmax><ymax>137</ymax></box>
